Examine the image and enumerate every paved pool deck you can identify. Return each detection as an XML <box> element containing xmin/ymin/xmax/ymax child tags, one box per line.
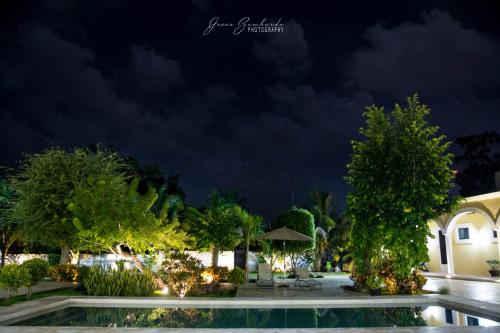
<box><xmin>236</xmin><ymin>276</ymin><xmax>359</xmax><ymax>298</ymax></box>
<box><xmin>237</xmin><ymin>275</ymin><xmax>500</xmax><ymax>305</ymax></box>
<box><xmin>424</xmin><ymin>277</ymin><xmax>500</xmax><ymax>304</ymax></box>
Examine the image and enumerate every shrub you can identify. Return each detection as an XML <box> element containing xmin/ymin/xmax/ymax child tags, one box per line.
<box><xmin>21</xmin><ymin>259</ymin><xmax>49</xmax><ymax>299</ymax></box>
<box><xmin>227</xmin><ymin>267</ymin><xmax>245</xmax><ymax>284</ymax></box>
<box><xmin>202</xmin><ymin>266</ymin><xmax>229</xmax><ymax>283</ymax></box>
<box><xmin>486</xmin><ymin>259</ymin><xmax>500</xmax><ymax>271</ymax></box>
<box><xmin>438</xmin><ymin>286</ymin><xmax>450</xmax><ymax>295</ymax></box>
<box><xmin>0</xmin><ymin>264</ymin><xmax>31</xmax><ymax>301</ymax></box>
<box><xmin>82</xmin><ymin>265</ymin><xmax>156</xmax><ymax>296</ymax></box>
<box><xmin>160</xmin><ymin>252</ymin><xmax>203</xmax><ymax>297</ymax></box>
<box><xmin>48</xmin><ymin>263</ymin><xmax>79</xmax><ymax>282</ymax></box>
<box><xmin>47</xmin><ymin>254</ymin><xmax>61</xmax><ymax>266</ymax></box>
<box><xmin>366</xmin><ymin>274</ymin><xmax>383</xmax><ymax>290</ymax></box>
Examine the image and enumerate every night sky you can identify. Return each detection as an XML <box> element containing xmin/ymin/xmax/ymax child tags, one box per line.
<box><xmin>1</xmin><ymin>1</ymin><xmax>499</xmax><ymax>218</ymax></box>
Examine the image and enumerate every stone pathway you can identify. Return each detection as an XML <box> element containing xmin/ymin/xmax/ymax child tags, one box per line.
<box><xmin>0</xmin><ymin>281</ymin><xmax>74</xmax><ymax>300</ymax></box>
<box><xmin>236</xmin><ymin>276</ymin><xmax>358</xmax><ymax>298</ymax></box>
<box><xmin>424</xmin><ymin>277</ymin><xmax>500</xmax><ymax>304</ymax></box>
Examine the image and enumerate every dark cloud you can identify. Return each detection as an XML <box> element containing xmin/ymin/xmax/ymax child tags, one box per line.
<box><xmin>130</xmin><ymin>45</ymin><xmax>184</xmax><ymax>96</ymax></box>
<box><xmin>253</xmin><ymin>20</ymin><xmax>312</xmax><ymax>78</ymax></box>
<box><xmin>348</xmin><ymin>10</ymin><xmax>500</xmax><ymax>97</ymax></box>
<box><xmin>0</xmin><ymin>25</ymin><xmax>133</xmax><ymax>147</ymax></box>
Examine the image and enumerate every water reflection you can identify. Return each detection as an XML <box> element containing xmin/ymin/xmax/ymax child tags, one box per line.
<box><xmin>15</xmin><ymin>307</ymin><xmax>434</xmax><ymax>328</ymax></box>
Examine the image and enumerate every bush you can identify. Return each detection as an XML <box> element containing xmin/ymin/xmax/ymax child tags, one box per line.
<box><xmin>227</xmin><ymin>267</ymin><xmax>245</xmax><ymax>284</ymax></box>
<box><xmin>47</xmin><ymin>254</ymin><xmax>61</xmax><ymax>266</ymax></box>
<box><xmin>160</xmin><ymin>252</ymin><xmax>203</xmax><ymax>297</ymax></box>
<box><xmin>48</xmin><ymin>263</ymin><xmax>79</xmax><ymax>282</ymax></box>
<box><xmin>438</xmin><ymin>286</ymin><xmax>450</xmax><ymax>295</ymax></box>
<box><xmin>21</xmin><ymin>259</ymin><xmax>49</xmax><ymax>299</ymax></box>
<box><xmin>82</xmin><ymin>265</ymin><xmax>156</xmax><ymax>296</ymax></box>
<box><xmin>0</xmin><ymin>264</ymin><xmax>31</xmax><ymax>301</ymax></box>
<box><xmin>203</xmin><ymin>266</ymin><xmax>229</xmax><ymax>283</ymax></box>
<box><xmin>486</xmin><ymin>259</ymin><xmax>500</xmax><ymax>271</ymax></box>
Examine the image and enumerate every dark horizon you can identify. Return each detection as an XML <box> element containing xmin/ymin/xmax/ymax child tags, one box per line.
<box><xmin>1</xmin><ymin>1</ymin><xmax>499</xmax><ymax>219</ymax></box>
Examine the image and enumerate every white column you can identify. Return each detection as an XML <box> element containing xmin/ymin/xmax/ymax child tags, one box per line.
<box><xmin>443</xmin><ymin>233</ymin><xmax>454</xmax><ymax>276</ymax></box>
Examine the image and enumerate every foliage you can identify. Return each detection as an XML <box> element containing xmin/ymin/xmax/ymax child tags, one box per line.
<box><xmin>48</xmin><ymin>263</ymin><xmax>80</xmax><ymax>282</ymax></box>
<box><xmin>310</xmin><ymin>190</ymin><xmax>336</xmax><ymax>271</ymax></box>
<box><xmin>455</xmin><ymin>131</ymin><xmax>500</xmax><ymax>196</ymax></box>
<box><xmin>234</xmin><ymin>205</ymin><xmax>263</xmax><ymax>281</ymax></box>
<box><xmin>487</xmin><ymin>259</ymin><xmax>500</xmax><ymax>271</ymax></box>
<box><xmin>438</xmin><ymin>286</ymin><xmax>450</xmax><ymax>295</ymax></box>
<box><xmin>21</xmin><ymin>259</ymin><xmax>49</xmax><ymax>298</ymax></box>
<box><xmin>0</xmin><ymin>178</ymin><xmax>21</xmax><ymax>267</ymax></box>
<box><xmin>68</xmin><ymin>175</ymin><xmax>191</xmax><ymax>266</ymax></box>
<box><xmin>365</xmin><ymin>274</ymin><xmax>383</xmax><ymax>290</ymax></box>
<box><xmin>346</xmin><ymin>95</ymin><xmax>458</xmax><ymax>291</ymax></box>
<box><xmin>187</xmin><ymin>191</ymin><xmax>242</xmax><ymax>266</ymax></box>
<box><xmin>271</xmin><ymin>207</ymin><xmax>315</xmax><ymax>254</ymax></box>
<box><xmin>203</xmin><ymin>266</ymin><xmax>229</xmax><ymax>283</ymax></box>
<box><xmin>47</xmin><ymin>254</ymin><xmax>61</xmax><ymax>266</ymax></box>
<box><xmin>82</xmin><ymin>265</ymin><xmax>156</xmax><ymax>296</ymax></box>
<box><xmin>227</xmin><ymin>267</ymin><xmax>245</xmax><ymax>284</ymax></box>
<box><xmin>327</xmin><ymin>215</ymin><xmax>353</xmax><ymax>271</ymax></box>
<box><xmin>0</xmin><ymin>264</ymin><xmax>30</xmax><ymax>300</ymax></box>
<box><xmin>10</xmin><ymin>147</ymin><xmax>123</xmax><ymax>263</ymax></box>
<box><xmin>160</xmin><ymin>252</ymin><xmax>204</xmax><ymax>297</ymax></box>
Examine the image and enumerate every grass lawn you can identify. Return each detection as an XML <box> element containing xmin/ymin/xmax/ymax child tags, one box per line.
<box><xmin>1</xmin><ymin>288</ymin><xmax>82</xmax><ymax>306</ymax></box>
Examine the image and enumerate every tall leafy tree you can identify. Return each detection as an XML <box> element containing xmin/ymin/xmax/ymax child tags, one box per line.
<box><xmin>346</xmin><ymin>95</ymin><xmax>458</xmax><ymax>288</ymax></box>
<box><xmin>310</xmin><ymin>190</ymin><xmax>336</xmax><ymax>271</ymax></box>
<box><xmin>0</xmin><ymin>179</ymin><xmax>19</xmax><ymax>266</ymax></box>
<box><xmin>235</xmin><ymin>206</ymin><xmax>263</xmax><ymax>282</ymax></box>
<box><xmin>11</xmin><ymin>148</ymin><xmax>121</xmax><ymax>264</ymax></box>
<box><xmin>69</xmin><ymin>176</ymin><xmax>190</xmax><ymax>270</ymax></box>
<box><xmin>271</xmin><ymin>207</ymin><xmax>315</xmax><ymax>270</ymax></box>
<box><xmin>188</xmin><ymin>191</ymin><xmax>242</xmax><ymax>267</ymax></box>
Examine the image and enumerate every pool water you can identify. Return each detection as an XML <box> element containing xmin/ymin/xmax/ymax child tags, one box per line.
<box><xmin>11</xmin><ymin>306</ymin><xmax>499</xmax><ymax>328</ymax></box>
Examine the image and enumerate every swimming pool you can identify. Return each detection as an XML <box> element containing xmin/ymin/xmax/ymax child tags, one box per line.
<box><xmin>9</xmin><ymin>306</ymin><xmax>500</xmax><ymax>328</ymax></box>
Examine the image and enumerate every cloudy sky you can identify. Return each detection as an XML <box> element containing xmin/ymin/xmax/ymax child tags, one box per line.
<box><xmin>1</xmin><ymin>1</ymin><xmax>499</xmax><ymax>218</ymax></box>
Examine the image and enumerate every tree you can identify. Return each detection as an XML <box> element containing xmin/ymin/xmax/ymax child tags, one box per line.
<box><xmin>455</xmin><ymin>131</ymin><xmax>500</xmax><ymax>196</ymax></box>
<box><xmin>0</xmin><ymin>179</ymin><xmax>19</xmax><ymax>266</ymax></box>
<box><xmin>271</xmin><ymin>207</ymin><xmax>315</xmax><ymax>270</ymax></box>
<box><xmin>11</xmin><ymin>148</ymin><xmax>122</xmax><ymax>264</ymax></box>
<box><xmin>235</xmin><ymin>206</ymin><xmax>263</xmax><ymax>282</ymax></box>
<box><xmin>69</xmin><ymin>174</ymin><xmax>191</xmax><ymax>271</ymax></box>
<box><xmin>188</xmin><ymin>191</ymin><xmax>242</xmax><ymax>267</ymax></box>
<box><xmin>346</xmin><ymin>95</ymin><xmax>458</xmax><ymax>290</ymax></box>
<box><xmin>310</xmin><ymin>190</ymin><xmax>336</xmax><ymax>271</ymax></box>
<box><xmin>327</xmin><ymin>214</ymin><xmax>352</xmax><ymax>271</ymax></box>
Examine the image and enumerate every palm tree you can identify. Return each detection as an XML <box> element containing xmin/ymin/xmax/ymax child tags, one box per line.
<box><xmin>187</xmin><ymin>191</ymin><xmax>242</xmax><ymax>267</ymax></box>
<box><xmin>328</xmin><ymin>214</ymin><xmax>353</xmax><ymax>271</ymax></box>
<box><xmin>310</xmin><ymin>190</ymin><xmax>336</xmax><ymax>272</ymax></box>
<box><xmin>235</xmin><ymin>206</ymin><xmax>263</xmax><ymax>282</ymax></box>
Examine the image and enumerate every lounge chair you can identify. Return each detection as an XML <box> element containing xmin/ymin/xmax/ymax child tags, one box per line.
<box><xmin>294</xmin><ymin>267</ymin><xmax>321</xmax><ymax>289</ymax></box>
<box><xmin>256</xmin><ymin>263</ymin><xmax>274</xmax><ymax>288</ymax></box>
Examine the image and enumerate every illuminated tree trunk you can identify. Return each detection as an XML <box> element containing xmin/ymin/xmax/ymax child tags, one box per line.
<box><xmin>314</xmin><ymin>252</ymin><xmax>322</xmax><ymax>272</ymax></box>
<box><xmin>211</xmin><ymin>246</ymin><xmax>219</xmax><ymax>267</ymax></box>
<box><xmin>60</xmin><ymin>243</ymin><xmax>71</xmax><ymax>264</ymax></box>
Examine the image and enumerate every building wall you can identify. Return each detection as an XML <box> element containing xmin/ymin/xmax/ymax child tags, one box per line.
<box><xmin>426</xmin><ymin>221</ymin><xmax>443</xmax><ymax>273</ymax></box>
<box><xmin>451</xmin><ymin>213</ymin><xmax>498</xmax><ymax>276</ymax></box>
